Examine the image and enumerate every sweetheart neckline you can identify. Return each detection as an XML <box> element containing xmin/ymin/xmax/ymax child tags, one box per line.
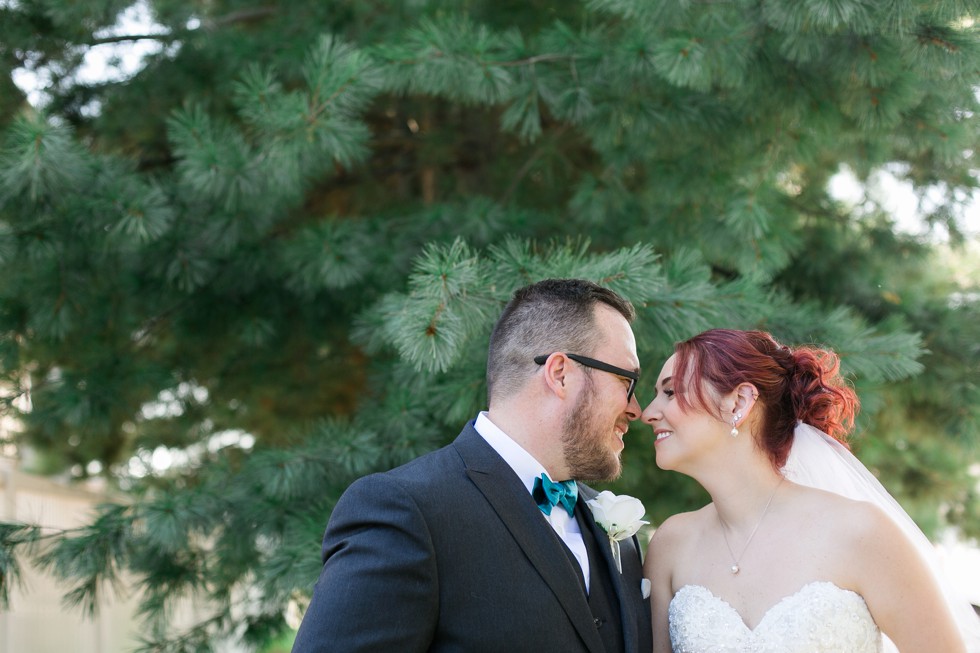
<box><xmin>673</xmin><ymin>580</ymin><xmax>865</xmax><ymax>632</ymax></box>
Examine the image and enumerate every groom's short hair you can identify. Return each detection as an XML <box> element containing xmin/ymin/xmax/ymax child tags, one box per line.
<box><xmin>486</xmin><ymin>278</ymin><xmax>635</xmax><ymax>404</ymax></box>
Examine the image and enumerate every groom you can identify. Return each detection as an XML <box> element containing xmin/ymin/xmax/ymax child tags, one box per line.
<box><xmin>291</xmin><ymin>279</ymin><xmax>652</xmax><ymax>652</ymax></box>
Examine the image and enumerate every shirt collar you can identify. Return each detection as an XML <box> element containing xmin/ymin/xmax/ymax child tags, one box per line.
<box><xmin>474</xmin><ymin>411</ymin><xmax>548</xmax><ymax>496</ymax></box>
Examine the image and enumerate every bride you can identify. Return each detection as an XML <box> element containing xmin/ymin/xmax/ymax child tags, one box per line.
<box><xmin>640</xmin><ymin>328</ymin><xmax>979</xmax><ymax>653</ymax></box>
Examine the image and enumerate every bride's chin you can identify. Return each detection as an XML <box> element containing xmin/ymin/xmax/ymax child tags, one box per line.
<box><xmin>653</xmin><ymin>452</ymin><xmax>675</xmax><ymax>471</ymax></box>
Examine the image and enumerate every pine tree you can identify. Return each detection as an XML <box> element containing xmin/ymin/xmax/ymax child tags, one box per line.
<box><xmin>0</xmin><ymin>0</ymin><xmax>977</xmax><ymax>648</ymax></box>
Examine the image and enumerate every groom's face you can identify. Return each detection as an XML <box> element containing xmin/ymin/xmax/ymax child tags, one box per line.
<box><xmin>559</xmin><ymin>305</ymin><xmax>641</xmax><ymax>481</ymax></box>
<box><xmin>561</xmin><ymin>377</ymin><xmax>619</xmax><ymax>480</ymax></box>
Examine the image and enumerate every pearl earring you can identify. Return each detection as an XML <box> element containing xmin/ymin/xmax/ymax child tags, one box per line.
<box><xmin>730</xmin><ymin>412</ymin><xmax>742</xmax><ymax>438</ymax></box>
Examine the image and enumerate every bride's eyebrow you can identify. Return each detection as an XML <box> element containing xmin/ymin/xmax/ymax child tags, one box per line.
<box><xmin>659</xmin><ymin>375</ymin><xmax>672</xmax><ymax>388</ymax></box>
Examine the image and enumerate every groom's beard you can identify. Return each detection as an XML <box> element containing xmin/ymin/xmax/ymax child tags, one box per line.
<box><xmin>561</xmin><ymin>377</ymin><xmax>622</xmax><ymax>482</ymax></box>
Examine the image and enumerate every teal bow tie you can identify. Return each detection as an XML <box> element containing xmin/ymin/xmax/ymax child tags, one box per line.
<box><xmin>533</xmin><ymin>473</ymin><xmax>578</xmax><ymax>517</ymax></box>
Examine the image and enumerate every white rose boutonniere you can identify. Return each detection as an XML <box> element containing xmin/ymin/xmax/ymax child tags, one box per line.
<box><xmin>586</xmin><ymin>490</ymin><xmax>649</xmax><ymax>573</ymax></box>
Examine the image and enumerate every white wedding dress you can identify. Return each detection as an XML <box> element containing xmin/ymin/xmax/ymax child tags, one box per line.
<box><xmin>669</xmin><ymin>581</ymin><xmax>883</xmax><ymax>653</ymax></box>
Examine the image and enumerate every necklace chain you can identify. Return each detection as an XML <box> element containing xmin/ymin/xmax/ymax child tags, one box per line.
<box><xmin>718</xmin><ymin>477</ymin><xmax>784</xmax><ymax>575</ymax></box>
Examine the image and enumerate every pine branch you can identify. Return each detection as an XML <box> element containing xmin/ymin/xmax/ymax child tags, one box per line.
<box><xmin>0</xmin><ymin>522</ymin><xmax>43</xmax><ymax>609</ymax></box>
<box><xmin>86</xmin><ymin>6</ymin><xmax>280</xmax><ymax>46</ymax></box>
<box><xmin>500</xmin><ymin>125</ymin><xmax>570</xmax><ymax>204</ymax></box>
<box><xmin>37</xmin><ymin>503</ymin><xmax>132</xmax><ymax>617</ymax></box>
<box><xmin>89</xmin><ymin>33</ymin><xmax>176</xmax><ymax>46</ymax></box>
<box><xmin>203</xmin><ymin>6</ymin><xmax>278</xmax><ymax>30</ymax></box>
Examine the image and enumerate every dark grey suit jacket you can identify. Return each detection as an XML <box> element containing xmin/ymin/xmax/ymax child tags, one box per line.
<box><xmin>291</xmin><ymin>422</ymin><xmax>653</xmax><ymax>652</ymax></box>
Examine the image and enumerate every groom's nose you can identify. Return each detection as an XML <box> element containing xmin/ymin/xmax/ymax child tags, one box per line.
<box><xmin>626</xmin><ymin>393</ymin><xmax>642</xmax><ymax>420</ymax></box>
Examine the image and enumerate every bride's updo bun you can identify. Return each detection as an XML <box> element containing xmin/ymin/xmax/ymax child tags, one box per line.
<box><xmin>672</xmin><ymin>329</ymin><xmax>860</xmax><ymax>469</ymax></box>
<box><xmin>787</xmin><ymin>346</ymin><xmax>858</xmax><ymax>443</ymax></box>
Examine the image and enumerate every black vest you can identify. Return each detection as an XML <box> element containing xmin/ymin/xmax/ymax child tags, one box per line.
<box><xmin>557</xmin><ymin>507</ymin><xmax>626</xmax><ymax>653</ymax></box>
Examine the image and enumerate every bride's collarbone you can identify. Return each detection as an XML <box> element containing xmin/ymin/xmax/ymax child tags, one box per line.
<box><xmin>672</xmin><ymin>523</ymin><xmax>851</xmax><ymax>609</ymax></box>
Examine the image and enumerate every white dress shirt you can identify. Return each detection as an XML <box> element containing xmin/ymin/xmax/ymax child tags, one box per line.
<box><xmin>474</xmin><ymin>411</ymin><xmax>590</xmax><ymax>591</ymax></box>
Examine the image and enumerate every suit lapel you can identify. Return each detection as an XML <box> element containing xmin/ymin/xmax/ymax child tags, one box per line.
<box><xmin>454</xmin><ymin>427</ymin><xmax>605</xmax><ymax>653</ymax></box>
<box><xmin>576</xmin><ymin>485</ymin><xmax>639</xmax><ymax>653</ymax></box>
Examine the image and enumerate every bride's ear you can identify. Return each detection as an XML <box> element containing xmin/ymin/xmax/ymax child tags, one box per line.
<box><xmin>733</xmin><ymin>383</ymin><xmax>759</xmax><ymax>418</ymax></box>
<box><xmin>720</xmin><ymin>384</ymin><xmax>757</xmax><ymax>424</ymax></box>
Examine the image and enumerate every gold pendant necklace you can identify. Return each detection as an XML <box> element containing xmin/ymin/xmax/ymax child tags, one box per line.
<box><xmin>718</xmin><ymin>477</ymin><xmax>784</xmax><ymax>575</ymax></box>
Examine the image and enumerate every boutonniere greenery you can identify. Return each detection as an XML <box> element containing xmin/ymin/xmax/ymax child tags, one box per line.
<box><xmin>586</xmin><ymin>490</ymin><xmax>649</xmax><ymax>572</ymax></box>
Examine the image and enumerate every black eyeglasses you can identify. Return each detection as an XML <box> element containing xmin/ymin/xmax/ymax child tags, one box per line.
<box><xmin>534</xmin><ymin>353</ymin><xmax>639</xmax><ymax>402</ymax></box>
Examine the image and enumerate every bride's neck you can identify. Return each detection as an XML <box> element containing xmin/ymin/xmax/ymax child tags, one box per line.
<box><xmin>703</xmin><ymin>466</ymin><xmax>785</xmax><ymax>528</ymax></box>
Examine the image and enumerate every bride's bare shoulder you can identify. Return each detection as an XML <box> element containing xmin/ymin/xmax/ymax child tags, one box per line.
<box><xmin>790</xmin><ymin>482</ymin><xmax>877</xmax><ymax>509</ymax></box>
<box><xmin>789</xmin><ymin>483</ymin><xmax>895</xmax><ymax>536</ymax></box>
<box><xmin>648</xmin><ymin>504</ymin><xmax>714</xmax><ymax>548</ymax></box>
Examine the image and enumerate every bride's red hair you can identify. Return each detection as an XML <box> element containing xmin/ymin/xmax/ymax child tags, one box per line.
<box><xmin>671</xmin><ymin>329</ymin><xmax>860</xmax><ymax>469</ymax></box>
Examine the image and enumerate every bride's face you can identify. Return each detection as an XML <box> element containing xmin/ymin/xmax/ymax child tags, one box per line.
<box><xmin>641</xmin><ymin>353</ymin><xmax>728</xmax><ymax>471</ymax></box>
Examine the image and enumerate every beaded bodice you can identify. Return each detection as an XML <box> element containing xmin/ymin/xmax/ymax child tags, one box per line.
<box><xmin>669</xmin><ymin>581</ymin><xmax>883</xmax><ymax>653</ymax></box>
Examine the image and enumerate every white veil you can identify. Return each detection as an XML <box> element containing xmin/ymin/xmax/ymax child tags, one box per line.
<box><xmin>782</xmin><ymin>422</ymin><xmax>980</xmax><ymax>653</ymax></box>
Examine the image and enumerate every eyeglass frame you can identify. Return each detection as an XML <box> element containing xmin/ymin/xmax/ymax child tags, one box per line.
<box><xmin>533</xmin><ymin>353</ymin><xmax>639</xmax><ymax>402</ymax></box>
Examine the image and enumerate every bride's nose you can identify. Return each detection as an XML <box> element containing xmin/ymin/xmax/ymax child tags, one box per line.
<box><xmin>641</xmin><ymin>400</ymin><xmax>661</xmax><ymax>425</ymax></box>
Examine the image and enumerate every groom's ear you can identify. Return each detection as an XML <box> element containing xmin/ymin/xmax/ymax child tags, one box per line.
<box><xmin>539</xmin><ymin>352</ymin><xmax>572</xmax><ymax>399</ymax></box>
